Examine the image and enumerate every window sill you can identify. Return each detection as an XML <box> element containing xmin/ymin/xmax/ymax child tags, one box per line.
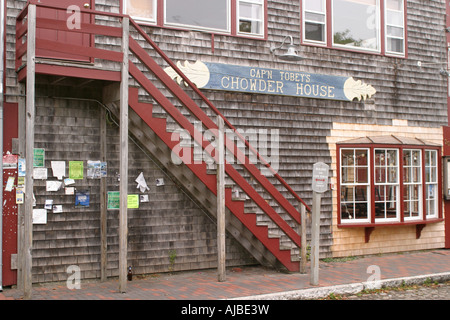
<box><xmin>337</xmin><ymin>218</ymin><xmax>444</xmax><ymax>243</ymax></box>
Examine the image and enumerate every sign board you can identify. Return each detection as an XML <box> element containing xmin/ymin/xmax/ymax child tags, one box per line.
<box><xmin>165</xmin><ymin>61</ymin><xmax>376</xmax><ymax>102</ymax></box>
<box><xmin>312</xmin><ymin>162</ymin><xmax>329</xmax><ymax>193</ymax></box>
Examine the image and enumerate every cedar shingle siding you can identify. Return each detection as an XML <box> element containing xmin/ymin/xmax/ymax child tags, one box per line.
<box><xmin>5</xmin><ymin>0</ymin><xmax>447</xmax><ymax>282</ymax></box>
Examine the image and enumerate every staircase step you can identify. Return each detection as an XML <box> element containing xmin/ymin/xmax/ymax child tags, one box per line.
<box><xmin>124</xmin><ymin>59</ymin><xmax>303</xmax><ymax>271</ymax></box>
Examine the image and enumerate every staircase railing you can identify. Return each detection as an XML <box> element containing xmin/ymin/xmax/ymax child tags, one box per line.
<box><xmin>16</xmin><ymin>1</ymin><xmax>311</xmax><ymax>261</ymax></box>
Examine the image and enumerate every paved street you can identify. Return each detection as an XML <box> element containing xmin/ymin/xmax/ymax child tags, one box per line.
<box><xmin>343</xmin><ymin>281</ymin><xmax>450</xmax><ymax>300</ymax></box>
<box><xmin>2</xmin><ymin>249</ymin><xmax>450</xmax><ymax>300</ymax></box>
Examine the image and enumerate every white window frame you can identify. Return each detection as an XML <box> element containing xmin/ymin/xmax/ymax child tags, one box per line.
<box><xmin>331</xmin><ymin>0</ymin><xmax>381</xmax><ymax>53</ymax></box>
<box><xmin>302</xmin><ymin>0</ymin><xmax>327</xmax><ymax>45</ymax></box>
<box><xmin>301</xmin><ymin>0</ymin><xmax>406</xmax><ymax>57</ymax></box>
<box><xmin>403</xmin><ymin>149</ymin><xmax>423</xmax><ymax>221</ymax></box>
<box><xmin>425</xmin><ymin>150</ymin><xmax>438</xmax><ymax>219</ymax></box>
<box><xmin>384</xmin><ymin>0</ymin><xmax>405</xmax><ymax>56</ymax></box>
<box><xmin>340</xmin><ymin>148</ymin><xmax>371</xmax><ymax>224</ymax></box>
<box><xmin>374</xmin><ymin>148</ymin><xmax>400</xmax><ymax>222</ymax></box>
<box><xmin>237</xmin><ymin>0</ymin><xmax>265</xmax><ymax>38</ymax></box>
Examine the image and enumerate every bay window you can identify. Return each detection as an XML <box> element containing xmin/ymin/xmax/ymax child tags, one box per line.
<box><xmin>124</xmin><ymin>0</ymin><xmax>266</xmax><ymax>38</ymax></box>
<box><xmin>302</xmin><ymin>0</ymin><xmax>406</xmax><ymax>56</ymax></box>
<box><xmin>338</xmin><ymin>141</ymin><xmax>442</xmax><ymax>226</ymax></box>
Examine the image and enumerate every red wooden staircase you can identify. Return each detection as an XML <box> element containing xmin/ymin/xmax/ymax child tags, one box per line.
<box><xmin>16</xmin><ymin>1</ymin><xmax>311</xmax><ymax>272</ymax></box>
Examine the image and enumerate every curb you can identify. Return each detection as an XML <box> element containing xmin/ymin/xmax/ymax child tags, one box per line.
<box><xmin>229</xmin><ymin>272</ymin><xmax>450</xmax><ymax>300</ymax></box>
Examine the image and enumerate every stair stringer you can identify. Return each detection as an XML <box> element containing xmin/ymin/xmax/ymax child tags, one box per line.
<box><xmin>103</xmin><ymin>89</ymin><xmax>288</xmax><ymax>271</ymax></box>
<box><xmin>126</xmin><ymin>87</ymin><xmax>300</xmax><ymax>272</ymax></box>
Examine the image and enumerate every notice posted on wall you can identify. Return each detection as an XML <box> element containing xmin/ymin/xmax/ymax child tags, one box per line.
<box><xmin>69</xmin><ymin>161</ymin><xmax>84</xmax><ymax>180</ymax></box>
<box><xmin>75</xmin><ymin>189</ymin><xmax>90</xmax><ymax>208</ymax></box>
<box><xmin>32</xmin><ymin>209</ymin><xmax>47</xmax><ymax>224</ymax></box>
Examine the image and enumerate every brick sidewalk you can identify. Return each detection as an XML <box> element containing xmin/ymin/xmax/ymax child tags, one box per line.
<box><xmin>2</xmin><ymin>249</ymin><xmax>450</xmax><ymax>300</ymax></box>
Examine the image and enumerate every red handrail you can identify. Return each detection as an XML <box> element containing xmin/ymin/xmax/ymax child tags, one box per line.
<box><xmin>128</xmin><ymin>18</ymin><xmax>311</xmax><ymax>213</ymax></box>
<box><xmin>16</xmin><ymin>1</ymin><xmax>311</xmax><ymax>248</ymax></box>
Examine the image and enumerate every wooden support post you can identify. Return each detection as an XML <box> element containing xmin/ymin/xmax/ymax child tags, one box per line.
<box><xmin>299</xmin><ymin>204</ymin><xmax>307</xmax><ymax>274</ymax></box>
<box><xmin>17</xmin><ymin>83</ymin><xmax>26</xmax><ymax>291</ymax></box>
<box><xmin>119</xmin><ymin>17</ymin><xmax>129</xmax><ymax>293</ymax></box>
<box><xmin>100</xmin><ymin>107</ymin><xmax>107</xmax><ymax>282</ymax></box>
<box><xmin>310</xmin><ymin>191</ymin><xmax>321</xmax><ymax>286</ymax></box>
<box><xmin>23</xmin><ymin>3</ymin><xmax>36</xmax><ymax>300</ymax></box>
<box><xmin>216</xmin><ymin>116</ymin><xmax>226</xmax><ymax>282</ymax></box>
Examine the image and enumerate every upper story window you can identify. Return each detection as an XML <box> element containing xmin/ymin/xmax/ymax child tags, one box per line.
<box><xmin>337</xmin><ymin>136</ymin><xmax>442</xmax><ymax>227</ymax></box>
<box><xmin>125</xmin><ymin>0</ymin><xmax>157</xmax><ymax>23</ymax></box>
<box><xmin>302</xmin><ymin>0</ymin><xmax>406</xmax><ymax>56</ymax></box>
<box><xmin>165</xmin><ymin>0</ymin><xmax>230</xmax><ymax>33</ymax></box>
<box><xmin>124</xmin><ymin>0</ymin><xmax>266</xmax><ymax>38</ymax></box>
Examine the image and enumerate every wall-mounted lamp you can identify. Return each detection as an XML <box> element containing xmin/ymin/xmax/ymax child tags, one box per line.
<box><xmin>270</xmin><ymin>36</ymin><xmax>304</xmax><ymax>62</ymax></box>
<box><xmin>416</xmin><ymin>61</ymin><xmax>450</xmax><ymax>76</ymax></box>
<box><xmin>440</xmin><ymin>68</ymin><xmax>450</xmax><ymax>77</ymax></box>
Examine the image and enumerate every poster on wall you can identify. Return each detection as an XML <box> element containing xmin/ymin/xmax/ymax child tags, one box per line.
<box><xmin>107</xmin><ymin>191</ymin><xmax>120</xmax><ymax>210</ymax></box>
<box><xmin>3</xmin><ymin>153</ymin><xmax>18</xmax><ymax>169</ymax></box>
<box><xmin>75</xmin><ymin>189</ymin><xmax>90</xmax><ymax>208</ymax></box>
<box><xmin>32</xmin><ymin>209</ymin><xmax>47</xmax><ymax>224</ymax></box>
<box><xmin>127</xmin><ymin>194</ymin><xmax>139</xmax><ymax>209</ymax></box>
<box><xmin>51</xmin><ymin>161</ymin><xmax>66</xmax><ymax>180</ymax></box>
<box><xmin>33</xmin><ymin>148</ymin><xmax>45</xmax><ymax>167</ymax></box>
<box><xmin>69</xmin><ymin>161</ymin><xmax>84</xmax><ymax>180</ymax></box>
<box><xmin>87</xmin><ymin>160</ymin><xmax>101</xmax><ymax>179</ymax></box>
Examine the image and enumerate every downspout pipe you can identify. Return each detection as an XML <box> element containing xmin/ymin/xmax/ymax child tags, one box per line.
<box><xmin>0</xmin><ymin>0</ymin><xmax>5</xmax><ymax>292</ymax></box>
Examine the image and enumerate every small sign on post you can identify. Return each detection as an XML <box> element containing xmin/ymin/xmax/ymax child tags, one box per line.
<box><xmin>312</xmin><ymin>162</ymin><xmax>329</xmax><ymax>194</ymax></box>
<box><xmin>310</xmin><ymin>162</ymin><xmax>329</xmax><ymax>286</ymax></box>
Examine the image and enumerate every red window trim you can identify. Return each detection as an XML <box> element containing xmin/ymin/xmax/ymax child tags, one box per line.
<box><xmin>120</xmin><ymin>0</ymin><xmax>268</xmax><ymax>41</ymax></box>
<box><xmin>336</xmin><ymin>143</ymin><xmax>442</xmax><ymax>228</ymax></box>
<box><xmin>301</xmin><ymin>0</ymin><xmax>408</xmax><ymax>59</ymax></box>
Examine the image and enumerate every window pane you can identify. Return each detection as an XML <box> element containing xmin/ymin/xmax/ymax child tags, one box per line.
<box><xmin>387</xmin><ymin>26</ymin><xmax>403</xmax><ymax>37</ymax></box>
<box><xmin>426</xmin><ymin>185</ymin><xmax>437</xmax><ymax>217</ymax></box>
<box><xmin>332</xmin><ymin>0</ymin><xmax>380</xmax><ymax>51</ymax></box>
<box><xmin>341</xmin><ymin>186</ymin><xmax>369</xmax><ymax>220</ymax></box>
<box><xmin>341</xmin><ymin>166</ymin><xmax>354</xmax><ymax>184</ymax></box>
<box><xmin>356</xmin><ymin>169</ymin><xmax>368</xmax><ymax>183</ymax></box>
<box><xmin>356</xmin><ymin>150</ymin><xmax>368</xmax><ymax>166</ymax></box>
<box><xmin>403</xmin><ymin>184</ymin><xmax>421</xmax><ymax>219</ymax></box>
<box><xmin>305</xmin><ymin>12</ymin><xmax>326</xmax><ymax>23</ymax></box>
<box><xmin>305</xmin><ymin>0</ymin><xmax>325</xmax><ymax>13</ymax></box>
<box><xmin>375</xmin><ymin>150</ymin><xmax>385</xmax><ymax>166</ymax></box>
<box><xmin>127</xmin><ymin>0</ymin><xmax>155</xmax><ymax>21</ymax></box>
<box><xmin>425</xmin><ymin>150</ymin><xmax>437</xmax><ymax>183</ymax></box>
<box><xmin>426</xmin><ymin>150</ymin><xmax>437</xmax><ymax>166</ymax></box>
<box><xmin>375</xmin><ymin>185</ymin><xmax>398</xmax><ymax>219</ymax></box>
<box><xmin>375</xmin><ymin>167</ymin><xmax>385</xmax><ymax>183</ymax></box>
<box><xmin>387</xmin><ymin>37</ymin><xmax>404</xmax><ymax>54</ymax></box>
<box><xmin>387</xmin><ymin>149</ymin><xmax>397</xmax><ymax>166</ymax></box>
<box><xmin>240</xmin><ymin>2</ymin><xmax>262</xmax><ymax>19</ymax></box>
<box><xmin>341</xmin><ymin>149</ymin><xmax>355</xmax><ymax>166</ymax></box>
<box><xmin>387</xmin><ymin>10</ymin><xmax>403</xmax><ymax>26</ymax></box>
<box><xmin>387</xmin><ymin>0</ymin><xmax>403</xmax><ymax>11</ymax></box>
<box><xmin>166</xmin><ymin>0</ymin><xmax>229</xmax><ymax>31</ymax></box>
<box><xmin>305</xmin><ymin>23</ymin><xmax>325</xmax><ymax>42</ymax></box>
